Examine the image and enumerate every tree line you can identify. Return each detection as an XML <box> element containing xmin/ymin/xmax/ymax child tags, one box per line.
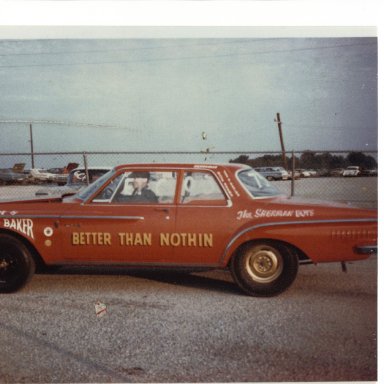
<box><xmin>230</xmin><ymin>151</ymin><xmax>377</xmax><ymax>170</ymax></box>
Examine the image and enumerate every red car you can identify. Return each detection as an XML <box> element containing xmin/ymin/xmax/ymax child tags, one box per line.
<box><xmin>0</xmin><ymin>163</ymin><xmax>377</xmax><ymax>296</ymax></box>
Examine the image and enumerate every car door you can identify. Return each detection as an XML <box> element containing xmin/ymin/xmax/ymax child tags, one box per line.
<box><xmin>59</xmin><ymin>169</ymin><xmax>178</xmax><ymax>264</ymax></box>
<box><xmin>171</xmin><ymin>169</ymin><xmax>236</xmax><ymax>266</ymax></box>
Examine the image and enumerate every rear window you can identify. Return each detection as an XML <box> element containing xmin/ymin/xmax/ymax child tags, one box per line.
<box><xmin>237</xmin><ymin>169</ymin><xmax>282</xmax><ymax>198</ymax></box>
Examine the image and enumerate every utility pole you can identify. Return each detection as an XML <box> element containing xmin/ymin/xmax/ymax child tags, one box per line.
<box><xmin>275</xmin><ymin>113</ymin><xmax>288</xmax><ymax>169</ymax></box>
<box><xmin>29</xmin><ymin>123</ymin><xmax>35</xmax><ymax>168</ymax></box>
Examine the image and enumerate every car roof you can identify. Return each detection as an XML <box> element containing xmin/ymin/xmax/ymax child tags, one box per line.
<box><xmin>113</xmin><ymin>163</ymin><xmax>250</xmax><ymax>172</ymax></box>
<box><xmin>255</xmin><ymin>167</ymin><xmax>281</xmax><ymax>170</ymax></box>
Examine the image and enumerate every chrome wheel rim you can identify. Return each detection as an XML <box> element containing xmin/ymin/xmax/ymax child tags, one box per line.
<box><xmin>0</xmin><ymin>253</ymin><xmax>19</xmax><ymax>284</ymax></box>
<box><xmin>245</xmin><ymin>246</ymin><xmax>283</xmax><ymax>283</ymax></box>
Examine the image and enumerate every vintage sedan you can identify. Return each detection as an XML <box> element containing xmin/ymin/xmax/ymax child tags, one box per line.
<box><xmin>343</xmin><ymin>166</ymin><xmax>361</xmax><ymax>177</ymax></box>
<box><xmin>0</xmin><ymin>163</ymin><xmax>377</xmax><ymax>296</ymax></box>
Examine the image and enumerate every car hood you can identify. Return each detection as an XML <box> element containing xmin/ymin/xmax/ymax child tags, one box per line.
<box><xmin>0</xmin><ymin>197</ymin><xmax>78</xmax><ymax>218</ymax></box>
<box><xmin>35</xmin><ymin>184</ymin><xmax>82</xmax><ymax>197</ymax></box>
<box><xmin>0</xmin><ymin>196</ymin><xmax>64</xmax><ymax>205</ymax></box>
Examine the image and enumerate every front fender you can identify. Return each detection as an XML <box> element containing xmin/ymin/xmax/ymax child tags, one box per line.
<box><xmin>0</xmin><ymin>227</ymin><xmax>46</xmax><ymax>270</ymax></box>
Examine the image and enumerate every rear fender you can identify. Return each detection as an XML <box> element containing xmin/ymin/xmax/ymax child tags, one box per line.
<box><xmin>221</xmin><ymin>218</ymin><xmax>377</xmax><ymax>265</ymax></box>
<box><xmin>220</xmin><ymin>221</ymin><xmax>304</xmax><ymax>266</ymax></box>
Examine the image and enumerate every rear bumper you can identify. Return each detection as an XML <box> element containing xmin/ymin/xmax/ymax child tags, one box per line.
<box><xmin>354</xmin><ymin>245</ymin><xmax>377</xmax><ymax>255</ymax></box>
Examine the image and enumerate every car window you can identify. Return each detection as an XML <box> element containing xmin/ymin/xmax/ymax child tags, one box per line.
<box><xmin>92</xmin><ymin>171</ymin><xmax>177</xmax><ymax>204</ymax></box>
<box><xmin>238</xmin><ymin>169</ymin><xmax>282</xmax><ymax>198</ymax></box>
<box><xmin>181</xmin><ymin>171</ymin><xmax>227</xmax><ymax>205</ymax></box>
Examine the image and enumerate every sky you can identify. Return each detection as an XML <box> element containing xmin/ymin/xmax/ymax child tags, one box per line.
<box><xmin>0</xmin><ymin>34</ymin><xmax>378</xmax><ymax>154</ymax></box>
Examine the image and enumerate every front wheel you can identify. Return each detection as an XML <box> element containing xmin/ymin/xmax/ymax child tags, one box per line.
<box><xmin>0</xmin><ymin>234</ymin><xmax>35</xmax><ymax>293</ymax></box>
<box><xmin>230</xmin><ymin>241</ymin><xmax>298</xmax><ymax>297</ymax></box>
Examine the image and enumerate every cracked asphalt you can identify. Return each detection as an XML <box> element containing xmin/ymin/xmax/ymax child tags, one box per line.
<box><xmin>0</xmin><ymin>255</ymin><xmax>377</xmax><ymax>382</ymax></box>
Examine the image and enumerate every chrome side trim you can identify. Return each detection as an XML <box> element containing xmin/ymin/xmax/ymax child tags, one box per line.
<box><xmin>1</xmin><ymin>214</ymin><xmax>60</xmax><ymax>219</ymax></box>
<box><xmin>0</xmin><ymin>214</ymin><xmax>144</xmax><ymax>221</ymax></box>
<box><xmin>47</xmin><ymin>261</ymin><xmax>221</xmax><ymax>269</ymax></box>
<box><xmin>221</xmin><ymin>218</ymin><xmax>377</xmax><ymax>263</ymax></box>
<box><xmin>59</xmin><ymin>215</ymin><xmax>144</xmax><ymax>220</ymax></box>
<box><xmin>178</xmin><ymin>202</ymin><xmax>232</xmax><ymax>208</ymax></box>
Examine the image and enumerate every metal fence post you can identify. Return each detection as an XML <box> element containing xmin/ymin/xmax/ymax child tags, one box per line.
<box><xmin>291</xmin><ymin>150</ymin><xmax>295</xmax><ymax>197</ymax></box>
<box><xmin>83</xmin><ymin>152</ymin><xmax>90</xmax><ymax>185</ymax></box>
<box><xmin>29</xmin><ymin>123</ymin><xmax>35</xmax><ymax>168</ymax></box>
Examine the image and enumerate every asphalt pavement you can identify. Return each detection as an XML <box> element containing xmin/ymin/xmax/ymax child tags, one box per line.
<box><xmin>0</xmin><ymin>255</ymin><xmax>377</xmax><ymax>383</ymax></box>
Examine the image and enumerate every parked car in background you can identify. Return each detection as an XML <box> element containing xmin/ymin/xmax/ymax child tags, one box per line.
<box><xmin>254</xmin><ymin>167</ymin><xmax>289</xmax><ymax>181</ymax></box>
<box><xmin>44</xmin><ymin>168</ymin><xmax>69</xmax><ymax>185</ymax></box>
<box><xmin>296</xmin><ymin>169</ymin><xmax>311</xmax><ymax>178</ymax></box>
<box><xmin>30</xmin><ymin>163</ymin><xmax>79</xmax><ymax>185</ymax></box>
<box><xmin>35</xmin><ymin>166</ymin><xmax>112</xmax><ymax>197</ymax></box>
<box><xmin>287</xmin><ymin>170</ymin><xmax>301</xmax><ymax>180</ymax></box>
<box><xmin>330</xmin><ymin>168</ymin><xmax>345</xmax><ymax>177</ymax></box>
<box><xmin>30</xmin><ymin>168</ymin><xmax>58</xmax><ymax>183</ymax></box>
<box><xmin>306</xmin><ymin>169</ymin><xmax>318</xmax><ymax>177</ymax></box>
<box><xmin>316</xmin><ymin>169</ymin><xmax>330</xmax><ymax>177</ymax></box>
<box><xmin>0</xmin><ymin>162</ymin><xmax>377</xmax><ymax>296</ymax></box>
<box><xmin>0</xmin><ymin>169</ymin><xmax>29</xmax><ymax>185</ymax></box>
<box><xmin>342</xmin><ymin>166</ymin><xmax>361</xmax><ymax>177</ymax></box>
<box><xmin>361</xmin><ymin>169</ymin><xmax>378</xmax><ymax>177</ymax></box>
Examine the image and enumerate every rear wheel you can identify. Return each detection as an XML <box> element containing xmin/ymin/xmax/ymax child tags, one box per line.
<box><xmin>230</xmin><ymin>241</ymin><xmax>298</xmax><ymax>297</ymax></box>
<box><xmin>0</xmin><ymin>234</ymin><xmax>35</xmax><ymax>293</ymax></box>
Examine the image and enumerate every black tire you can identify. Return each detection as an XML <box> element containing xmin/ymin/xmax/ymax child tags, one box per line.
<box><xmin>0</xmin><ymin>234</ymin><xmax>35</xmax><ymax>293</ymax></box>
<box><xmin>230</xmin><ymin>241</ymin><xmax>298</xmax><ymax>297</ymax></box>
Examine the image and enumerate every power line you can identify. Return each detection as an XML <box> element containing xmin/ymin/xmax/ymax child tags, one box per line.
<box><xmin>0</xmin><ymin>39</ymin><xmax>374</xmax><ymax>58</ymax></box>
<box><xmin>0</xmin><ymin>119</ymin><xmax>139</xmax><ymax>131</ymax></box>
<box><xmin>283</xmin><ymin>123</ymin><xmax>377</xmax><ymax>130</ymax></box>
<box><xmin>0</xmin><ymin>38</ymin><xmax>277</xmax><ymax>57</ymax></box>
<box><xmin>0</xmin><ymin>119</ymin><xmax>375</xmax><ymax>133</ymax></box>
<box><xmin>0</xmin><ymin>41</ymin><xmax>376</xmax><ymax>69</ymax></box>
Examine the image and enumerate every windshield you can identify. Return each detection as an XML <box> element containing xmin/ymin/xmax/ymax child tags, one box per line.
<box><xmin>237</xmin><ymin>169</ymin><xmax>282</xmax><ymax>197</ymax></box>
<box><xmin>77</xmin><ymin>169</ymin><xmax>116</xmax><ymax>201</ymax></box>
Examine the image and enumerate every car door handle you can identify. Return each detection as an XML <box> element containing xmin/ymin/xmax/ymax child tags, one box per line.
<box><xmin>154</xmin><ymin>207</ymin><xmax>171</xmax><ymax>220</ymax></box>
<box><xmin>154</xmin><ymin>207</ymin><xmax>170</xmax><ymax>213</ymax></box>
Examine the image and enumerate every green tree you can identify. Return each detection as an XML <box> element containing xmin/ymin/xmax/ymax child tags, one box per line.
<box><xmin>346</xmin><ymin>152</ymin><xmax>377</xmax><ymax>168</ymax></box>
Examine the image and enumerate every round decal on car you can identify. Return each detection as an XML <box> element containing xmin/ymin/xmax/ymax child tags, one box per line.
<box><xmin>44</xmin><ymin>227</ymin><xmax>54</xmax><ymax>237</ymax></box>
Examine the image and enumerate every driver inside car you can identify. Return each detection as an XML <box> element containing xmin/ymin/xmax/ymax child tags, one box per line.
<box><xmin>115</xmin><ymin>171</ymin><xmax>158</xmax><ymax>203</ymax></box>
